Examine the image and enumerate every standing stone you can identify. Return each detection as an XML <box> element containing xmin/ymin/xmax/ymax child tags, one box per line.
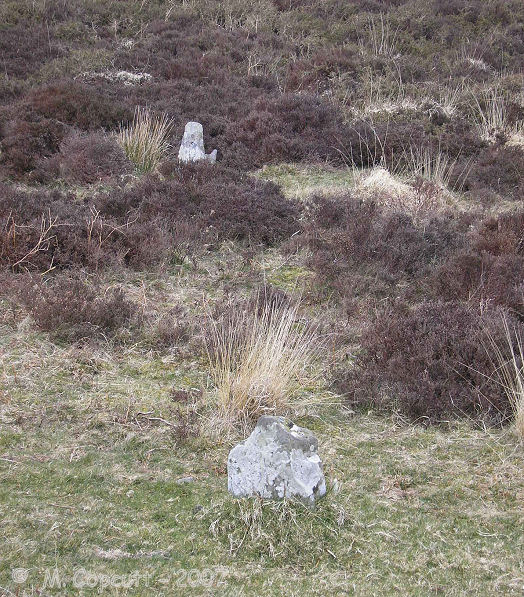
<box><xmin>178</xmin><ymin>121</ymin><xmax>217</xmax><ymax>164</ymax></box>
<box><xmin>227</xmin><ymin>416</ymin><xmax>326</xmax><ymax>507</ymax></box>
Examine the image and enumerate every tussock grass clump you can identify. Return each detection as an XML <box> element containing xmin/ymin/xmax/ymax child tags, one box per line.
<box><xmin>352</xmin><ymin>167</ymin><xmax>434</xmax><ymax>218</ymax></box>
<box><xmin>353</xmin><ymin>166</ymin><xmax>449</xmax><ymax>218</ymax></box>
<box><xmin>507</xmin><ymin>120</ymin><xmax>524</xmax><ymax>148</ymax></box>
<box><xmin>404</xmin><ymin>147</ymin><xmax>460</xmax><ymax>190</ymax></box>
<box><xmin>117</xmin><ymin>106</ymin><xmax>174</xmax><ymax>174</ymax></box>
<box><xmin>485</xmin><ymin>316</ymin><xmax>524</xmax><ymax>441</ymax></box>
<box><xmin>205</xmin><ymin>293</ymin><xmax>322</xmax><ymax>432</ymax></box>
<box><xmin>472</xmin><ymin>88</ymin><xmax>506</xmax><ymax>143</ymax></box>
<box><xmin>361</xmin><ymin>13</ymin><xmax>399</xmax><ymax>59</ymax></box>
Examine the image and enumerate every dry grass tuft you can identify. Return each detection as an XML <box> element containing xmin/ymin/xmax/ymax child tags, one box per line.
<box><xmin>355</xmin><ymin>166</ymin><xmax>411</xmax><ymax>198</ymax></box>
<box><xmin>204</xmin><ymin>295</ymin><xmax>322</xmax><ymax>433</ymax></box>
<box><xmin>116</xmin><ymin>106</ymin><xmax>174</xmax><ymax>173</ymax></box>
<box><xmin>472</xmin><ymin>88</ymin><xmax>509</xmax><ymax>143</ymax></box>
<box><xmin>361</xmin><ymin>14</ymin><xmax>399</xmax><ymax>59</ymax></box>
<box><xmin>353</xmin><ymin>166</ymin><xmax>448</xmax><ymax>218</ymax></box>
<box><xmin>485</xmin><ymin>315</ymin><xmax>524</xmax><ymax>441</ymax></box>
<box><xmin>404</xmin><ymin>146</ymin><xmax>462</xmax><ymax>190</ymax></box>
<box><xmin>507</xmin><ymin>120</ymin><xmax>524</xmax><ymax>148</ymax></box>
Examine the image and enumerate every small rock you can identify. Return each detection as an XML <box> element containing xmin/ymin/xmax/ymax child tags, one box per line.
<box><xmin>178</xmin><ymin>122</ymin><xmax>217</xmax><ymax>164</ymax></box>
<box><xmin>227</xmin><ymin>416</ymin><xmax>326</xmax><ymax>507</ymax></box>
<box><xmin>175</xmin><ymin>476</ymin><xmax>194</xmax><ymax>485</ymax></box>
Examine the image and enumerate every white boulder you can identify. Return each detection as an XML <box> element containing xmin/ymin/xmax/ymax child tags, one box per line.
<box><xmin>227</xmin><ymin>416</ymin><xmax>326</xmax><ymax>507</ymax></box>
<box><xmin>178</xmin><ymin>121</ymin><xmax>217</xmax><ymax>164</ymax></box>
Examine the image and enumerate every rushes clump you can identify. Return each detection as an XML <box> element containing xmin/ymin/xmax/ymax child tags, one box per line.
<box><xmin>205</xmin><ymin>295</ymin><xmax>322</xmax><ymax>432</ymax></box>
<box><xmin>116</xmin><ymin>106</ymin><xmax>174</xmax><ymax>173</ymax></box>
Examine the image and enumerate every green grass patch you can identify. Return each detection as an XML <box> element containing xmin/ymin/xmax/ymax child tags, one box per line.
<box><xmin>257</xmin><ymin>164</ymin><xmax>355</xmax><ymax>200</ymax></box>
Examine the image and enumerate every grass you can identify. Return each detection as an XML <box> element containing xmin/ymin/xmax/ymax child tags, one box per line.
<box><xmin>257</xmin><ymin>164</ymin><xmax>355</xmax><ymax>199</ymax></box>
<box><xmin>1</xmin><ymin>159</ymin><xmax>524</xmax><ymax>594</ymax></box>
<box><xmin>1</xmin><ymin>0</ymin><xmax>523</xmax><ymax>587</ymax></box>
<box><xmin>403</xmin><ymin>147</ymin><xmax>457</xmax><ymax>189</ymax></box>
<box><xmin>507</xmin><ymin>120</ymin><xmax>524</xmax><ymax>148</ymax></box>
<box><xmin>117</xmin><ymin>106</ymin><xmax>175</xmax><ymax>174</ymax></box>
<box><xmin>472</xmin><ymin>88</ymin><xmax>509</xmax><ymax>143</ymax></box>
<box><xmin>260</xmin><ymin>159</ymin><xmax>460</xmax><ymax>223</ymax></box>
<box><xmin>206</xmin><ymin>494</ymin><xmax>347</xmax><ymax>565</ymax></box>
<box><xmin>0</xmin><ymin>248</ymin><xmax>523</xmax><ymax>595</ymax></box>
<box><xmin>332</xmin><ymin>123</ymin><xmax>467</xmax><ymax>196</ymax></box>
<box><xmin>1</xmin><ymin>386</ymin><xmax>522</xmax><ymax>594</ymax></box>
<box><xmin>361</xmin><ymin>13</ymin><xmax>399</xmax><ymax>59</ymax></box>
<box><xmin>485</xmin><ymin>315</ymin><xmax>524</xmax><ymax>441</ymax></box>
<box><xmin>204</xmin><ymin>293</ymin><xmax>322</xmax><ymax>434</ymax></box>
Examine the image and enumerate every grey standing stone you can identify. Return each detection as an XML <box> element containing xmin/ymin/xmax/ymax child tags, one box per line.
<box><xmin>227</xmin><ymin>416</ymin><xmax>326</xmax><ymax>507</ymax></box>
<box><xmin>178</xmin><ymin>121</ymin><xmax>217</xmax><ymax>164</ymax></box>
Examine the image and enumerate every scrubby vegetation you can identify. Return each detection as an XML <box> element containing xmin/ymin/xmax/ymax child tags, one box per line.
<box><xmin>117</xmin><ymin>106</ymin><xmax>175</xmax><ymax>174</ymax></box>
<box><xmin>0</xmin><ymin>166</ymin><xmax>299</xmax><ymax>271</ymax></box>
<box><xmin>12</xmin><ymin>273</ymin><xmax>141</xmax><ymax>342</ymax></box>
<box><xmin>1</xmin><ymin>0</ymin><xmax>523</xmax><ymax>594</ymax></box>
<box><xmin>205</xmin><ymin>291</ymin><xmax>321</xmax><ymax>434</ymax></box>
